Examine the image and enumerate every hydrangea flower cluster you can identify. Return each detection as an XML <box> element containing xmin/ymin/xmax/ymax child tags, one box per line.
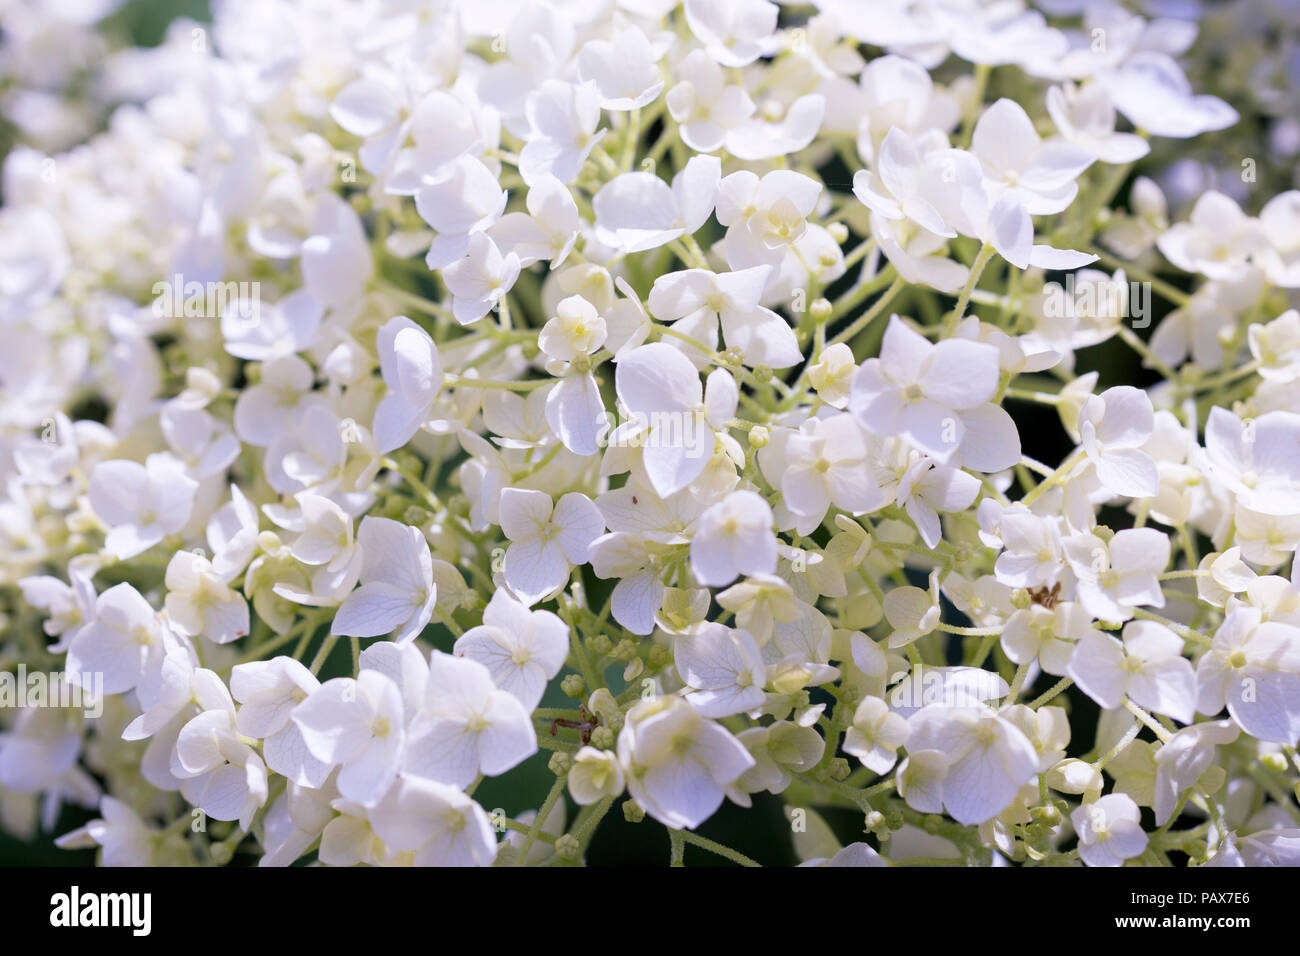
<box><xmin>2</xmin><ymin>0</ymin><xmax>1300</xmax><ymax>868</ymax></box>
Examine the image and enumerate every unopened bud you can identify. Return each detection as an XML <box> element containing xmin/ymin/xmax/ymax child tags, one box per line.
<box><xmin>1261</xmin><ymin>752</ymin><xmax>1288</xmax><ymax>773</ymax></box>
<box><xmin>647</xmin><ymin>643</ymin><xmax>672</xmax><ymax>671</ymax></box>
<box><xmin>548</xmin><ymin>752</ymin><xmax>572</xmax><ymax>777</ymax></box>
<box><xmin>256</xmin><ymin>531</ymin><xmax>283</xmax><ymax>553</ymax></box>
<box><xmin>555</xmin><ymin>834</ymin><xmax>581</xmax><ymax>861</ymax></box>
<box><xmin>1031</xmin><ymin>804</ymin><xmax>1062</xmax><ymax>826</ymax></box>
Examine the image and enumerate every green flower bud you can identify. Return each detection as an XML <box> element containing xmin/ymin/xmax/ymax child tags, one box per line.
<box><xmin>402</xmin><ymin>506</ymin><xmax>430</xmax><ymax>527</ymax></box>
<box><xmin>1261</xmin><ymin>752</ymin><xmax>1288</xmax><ymax>773</ymax></box>
<box><xmin>838</xmin><ymin>682</ymin><xmax>862</xmax><ymax>708</ymax></box>
<box><xmin>1024</xmin><ymin>822</ymin><xmax>1049</xmax><ymax>843</ymax></box>
<box><xmin>256</xmin><ymin>530</ymin><xmax>284</xmax><ymax>554</ymax></box>
<box><xmin>209</xmin><ymin>842</ymin><xmax>234</xmax><ymax>866</ymax></box>
<box><xmin>610</xmin><ymin>638</ymin><xmax>639</xmax><ymax>662</ymax></box>
<box><xmin>561</xmin><ymin>674</ymin><xmax>587</xmax><ymax>698</ymax></box>
<box><xmin>623</xmin><ymin>799</ymin><xmax>646</xmax><ymax>824</ymax></box>
<box><xmin>548</xmin><ymin>752</ymin><xmax>572</xmax><ymax>777</ymax></box>
<box><xmin>1031</xmin><ymin>805</ymin><xmax>1062</xmax><ymax>827</ymax></box>
<box><xmin>720</xmin><ymin>346</ymin><xmax>744</xmax><ymax>367</ymax></box>
<box><xmin>647</xmin><ymin>643</ymin><xmax>672</xmax><ymax>671</ymax></box>
<box><xmin>392</xmin><ymin>450</ymin><xmax>422</xmax><ymax>475</ymax></box>
<box><xmin>555</xmin><ymin>834</ymin><xmax>581</xmax><ymax>861</ymax></box>
<box><xmin>493</xmin><ymin>844</ymin><xmax>520</xmax><ymax>867</ymax></box>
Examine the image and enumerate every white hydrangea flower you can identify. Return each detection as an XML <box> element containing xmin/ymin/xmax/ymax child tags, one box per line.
<box><xmin>331</xmin><ymin>516</ymin><xmax>436</xmax><ymax>643</ymax></box>
<box><xmin>617</xmin><ymin>695</ymin><xmax>754</xmax><ymax>830</ymax></box>
<box><xmin>1071</xmin><ymin>793</ymin><xmax>1148</xmax><ymax>867</ymax></box>
<box><xmin>5</xmin><ymin>0</ymin><xmax>1299</xmax><ymax>872</ymax></box>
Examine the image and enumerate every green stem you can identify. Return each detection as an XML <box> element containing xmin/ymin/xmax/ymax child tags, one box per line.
<box><xmin>1124</xmin><ymin>699</ymin><xmax>1172</xmax><ymax>743</ymax></box>
<box><xmin>943</xmin><ymin>241</ymin><xmax>994</xmax><ymax>335</ymax></box>
<box><xmin>827</xmin><ymin>275</ymin><xmax>905</xmax><ymax>348</ymax></box>
<box><xmin>668</xmin><ymin>828</ymin><xmax>685</xmax><ymax>866</ymax></box>
<box><xmin>310</xmin><ymin>634</ymin><xmax>340</xmax><ymax>676</ymax></box>
<box><xmin>678</xmin><ymin>830</ymin><xmax>761</xmax><ymax>867</ymax></box>
<box><xmin>1028</xmin><ymin>676</ymin><xmax>1073</xmax><ymax>709</ymax></box>
<box><xmin>514</xmin><ymin>777</ymin><xmax>566</xmax><ymax>866</ymax></box>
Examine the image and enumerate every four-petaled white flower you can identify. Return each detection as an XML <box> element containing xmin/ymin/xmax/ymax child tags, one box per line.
<box><xmin>1078</xmin><ymin>385</ymin><xmax>1159</xmax><ymax>498</ymax></box>
<box><xmin>613</xmin><ymin>343</ymin><xmax>738</xmax><ymax>497</ymax></box>
<box><xmin>88</xmin><ymin>455</ymin><xmax>198</xmax><ymax>560</ymax></box>
<box><xmin>453</xmin><ymin>590</ymin><xmax>570</xmax><ymax>711</ymax></box>
<box><xmin>674</xmin><ymin>622</ymin><xmax>767</xmax><ymax>717</ymax></box>
<box><xmin>331</xmin><ymin>516</ymin><xmax>436</xmax><ymax>643</ymax></box>
<box><xmin>1196</xmin><ymin>607</ymin><xmax>1300</xmax><ymax>744</ymax></box>
<box><xmin>1200</xmin><ymin>407</ymin><xmax>1300</xmax><ymax>516</ymax></box>
<box><xmin>850</xmin><ymin>316</ymin><xmax>1003</xmax><ymax>464</ymax></box>
<box><xmin>906</xmin><ymin>704</ymin><xmax>1040</xmax><ymax>825</ymax></box>
<box><xmin>1071</xmin><ymin>793</ymin><xmax>1148</xmax><ymax>867</ymax></box>
<box><xmin>231</xmin><ymin>656</ymin><xmax>331</xmax><ymax>789</ymax></box>
<box><xmin>164</xmin><ymin>550</ymin><xmax>250</xmax><ymax>645</ymax></box>
<box><xmin>173</xmin><ymin>683</ymin><xmax>269</xmax><ymax>830</ymax></box>
<box><xmin>499</xmin><ymin>488</ymin><xmax>604</xmax><ymax>606</ymax></box>
<box><xmin>1068</xmin><ymin>620</ymin><xmax>1196</xmax><ymax>722</ymax></box>
<box><xmin>690</xmin><ymin>490</ymin><xmax>778</xmax><ymax>587</ymax></box>
<box><xmin>404</xmin><ymin>651</ymin><xmax>537</xmax><ymax>788</ymax></box>
<box><xmin>594</xmin><ymin>155</ymin><xmax>720</xmax><ymax>254</ymax></box>
<box><xmin>843</xmin><ymin>696</ymin><xmax>910</xmax><ymax>775</ymax></box>
<box><xmin>371</xmin><ymin>776</ymin><xmax>499</xmax><ymax>867</ymax></box>
<box><xmin>292</xmin><ymin>668</ymin><xmax>407</xmax><ymax>807</ymax></box>
<box><xmin>66</xmin><ymin>583</ymin><xmax>166</xmax><ymax>695</ymax></box>
<box><xmin>617</xmin><ymin>695</ymin><xmax>755</xmax><ymax>830</ymax></box>
<box><xmin>1064</xmin><ymin>528</ymin><xmax>1169</xmax><ymax>624</ymax></box>
<box><xmin>577</xmin><ymin>26</ymin><xmax>664</xmax><ymax>112</ymax></box>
